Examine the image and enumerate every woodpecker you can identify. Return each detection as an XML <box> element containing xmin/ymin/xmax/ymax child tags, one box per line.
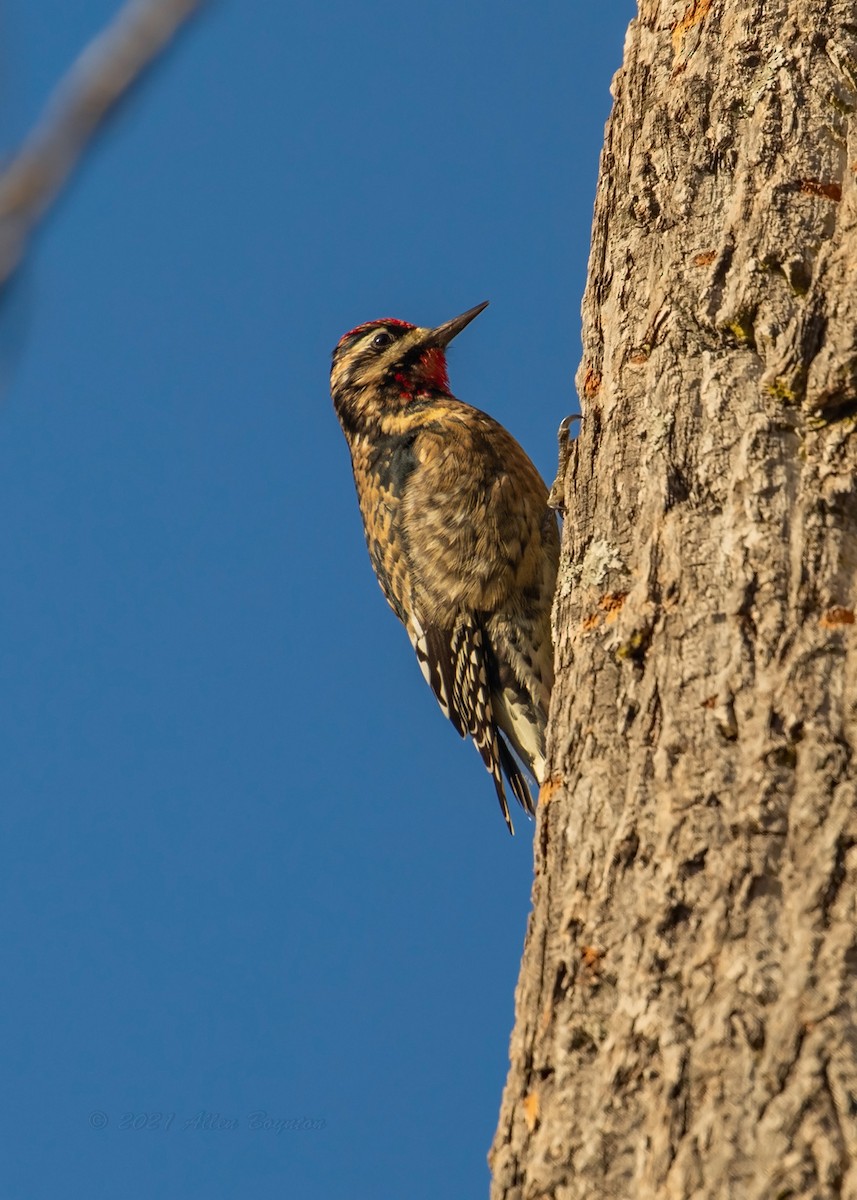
<box><xmin>330</xmin><ymin>302</ymin><xmax>559</xmax><ymax>833</ymax></box>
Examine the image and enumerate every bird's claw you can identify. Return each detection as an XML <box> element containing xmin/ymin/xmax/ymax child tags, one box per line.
<box><xmin>548</xmin><ymin>413</ymin><xmax>582</xmax><ymax>514</ymax></box>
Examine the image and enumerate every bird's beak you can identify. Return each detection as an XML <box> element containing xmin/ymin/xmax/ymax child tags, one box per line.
<box><xmin>428</xmin><ymin>301</ymin><xmax>489</xmax><ymax>348</ymax></box>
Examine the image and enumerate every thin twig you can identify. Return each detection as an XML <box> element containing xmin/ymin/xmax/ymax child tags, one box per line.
<box><xmin>0</xmin><ymin>0</ymin><xmax>207</xmax><ymax>286</ymax></box>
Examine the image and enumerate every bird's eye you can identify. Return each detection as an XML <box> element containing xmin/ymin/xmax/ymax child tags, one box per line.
<box><xmin>372</xmin><ymin>331</ymin><xmax>393</xmax><ymax>349</ymax></box>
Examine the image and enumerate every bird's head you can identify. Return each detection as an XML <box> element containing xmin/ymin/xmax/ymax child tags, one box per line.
<box><xmin>330</xmin><ymin>301</ymin><xmax>488</xmax><ymax>429</ymax></box>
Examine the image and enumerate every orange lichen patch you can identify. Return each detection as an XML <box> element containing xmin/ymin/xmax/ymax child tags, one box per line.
<box><xmin>582</xmin><ymin>365</ymin><xmax>602</xmax><ymax>398</ymax></box>
<box><xmin>692</xmin><ymin>250</ymin><xmax>717</xmax><ymax>267</ymax></box>
<box><xmin>601</xmin><ymin>591</ymin><xmax>628</xmax><ymax>620</ymax></box>
<box><xmin>522</xmin><ymin>1091</ymin><xmax>540</xmax><ymax>1133</ymax></box>
<box><xmin>800</xmin><ymin>179</ymin><xmax>842</xmax><ymax>201</ymax></box>
<box><xmin>672</xmin><ymin>0</ymin><xmax>712</xmax><ymax>53</ymax></box>
<box><xmin>583</xmin><ymin>591</ymin><xmax>628</xmax><ymax>631</ymax></box>
<box><xmin>581</xmin><ymin>945</ymin><xmax>604</xmax><ymax>970</ymax></box>
<box><xmin>821</xmin><ymin>606</ymin><xmax>855</xmax><ymax>627</ymax></box>
<box><xmin>539</xmin><ymin>776</ymin><xmax>563</xmax><ymax>807</ymax></box>
<box><xmin>701</xmin><ymin>694</ymin><xmax>718</xmax><ymax>709</ymax></box>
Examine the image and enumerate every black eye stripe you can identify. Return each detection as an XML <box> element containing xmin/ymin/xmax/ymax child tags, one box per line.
<box><xmin>368</xmin><ymin>324</ymin><xmax>411</xmax><ymax>350</ymax></box>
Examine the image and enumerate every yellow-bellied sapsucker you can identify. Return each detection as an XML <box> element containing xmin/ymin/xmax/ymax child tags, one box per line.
<box><xmin>330</xmin><ymin>302</ymin><xmax>559</xmax><ymax>833</ymax></box>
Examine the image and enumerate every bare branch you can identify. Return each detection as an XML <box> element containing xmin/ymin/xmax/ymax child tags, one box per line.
<box><xmin>0</xmin><ymin>0</ymin><xmax>207</xmax><ymax>286</ymax></box>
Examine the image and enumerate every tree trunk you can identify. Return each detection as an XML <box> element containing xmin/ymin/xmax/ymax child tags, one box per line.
<box><xmin>490</xmin><ymin>3</ymin><xmax>857</xmax><ymax>1197</ymax></box>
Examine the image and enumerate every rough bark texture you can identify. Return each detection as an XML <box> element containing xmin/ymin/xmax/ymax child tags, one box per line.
<box><xmin>491</xmin><ymin>3</ymin><xmax>857</xmax><ymax>1197</ymax></box>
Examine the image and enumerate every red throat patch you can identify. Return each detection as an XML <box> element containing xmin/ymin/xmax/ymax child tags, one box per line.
<box><xmin>419</xmin><ymin>348</ymin><xmax>449</xmax><ymax>392</ymax></box>
<box><xmin>394</xmin><ymin>348</ymin><xmax>450</xmax><ymax>397</ymax></box>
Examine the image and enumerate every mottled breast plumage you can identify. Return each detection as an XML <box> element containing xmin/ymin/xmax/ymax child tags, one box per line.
<box><xmin>331</xmin><ymin>304</ymin><xmax>559</xmax><ymax>833</ymax></box>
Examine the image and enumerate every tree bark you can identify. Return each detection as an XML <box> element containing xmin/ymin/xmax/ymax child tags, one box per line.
<box><xmin>491</xmin><ymin>3</ymin><xmax>857</xmax><ymax>1197</ymax></box>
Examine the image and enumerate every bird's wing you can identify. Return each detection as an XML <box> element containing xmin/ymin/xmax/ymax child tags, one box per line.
<box><xmin>407</xmin><ymin>615</ymin><xmax>466</xmax><ymax>738</ymax></box>
<box><xmin>406</xmin><ymin>612</ymin><xmax>534</xmax><ymax>832</ymax></box>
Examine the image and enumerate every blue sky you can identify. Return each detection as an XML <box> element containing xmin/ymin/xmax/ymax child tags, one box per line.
<box><xmin>1</xmin><ymin>3</ymin><xmax>635</xmax><ymax>1197</ymax></box>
